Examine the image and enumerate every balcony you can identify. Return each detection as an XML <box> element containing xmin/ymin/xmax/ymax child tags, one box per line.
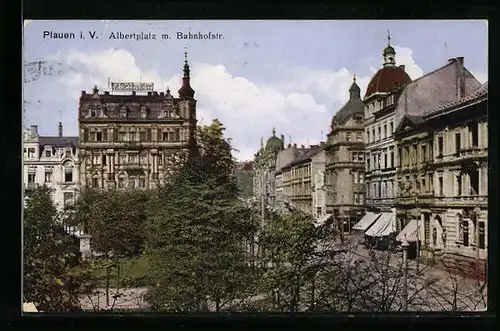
<box><xmin>25</xmin><ymin>182</ymin><xmax>38</xmax><ymax>190</ymax></box>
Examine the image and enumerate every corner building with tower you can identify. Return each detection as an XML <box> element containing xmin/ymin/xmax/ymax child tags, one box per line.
<box><xmin>78</xmin><ymin>55</ymin><xmax>197</xmax><ymax>190</ymax></box>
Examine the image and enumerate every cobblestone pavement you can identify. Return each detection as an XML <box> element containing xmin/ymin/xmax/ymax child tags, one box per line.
<box><xmin>79</xmin><ymin>287</ymin><xmax>148</xmax><ymax>311</ymax></box>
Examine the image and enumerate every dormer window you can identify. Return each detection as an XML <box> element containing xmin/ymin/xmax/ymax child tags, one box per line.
<box><xmin>45</xmin><ymin>150</ymin><xmax>51</xmax><ymax>157</ymax></box>
<box><xmin>120</xmin><ymin>106</ymin><xmax>128</xmax><ymax>118</ymax></box>
<box><xmin>140</xmin><ymin>106</ymin><xmax>148</xmax><ymax>118</ymax></box>
<box><xmin>28</xmin><ymin>148</ymin><xmax>35</xmax><ymax>158</ymax></box>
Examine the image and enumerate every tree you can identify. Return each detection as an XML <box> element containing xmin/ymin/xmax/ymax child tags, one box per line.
<box><xmin>253</xmin><ymin>210</ymin><xmax>339</xmax><ymax>312</ymax></box>
<box><xmin>23</xmin><ymin>186</ymin><xmax>93</xmax><ymax>312</ymax></box>
<box><xmin>145</xmin><ymin>119</ymin><xmax>258</xmax><ymax>312</ymax></box>
<box><xmin>69</xmin><ymin>188</ymin><xmax>152</xmax><ymax>257</ymax></box>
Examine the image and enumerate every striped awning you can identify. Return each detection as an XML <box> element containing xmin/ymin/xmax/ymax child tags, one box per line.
<box><xmin>365</xmin><ymin>212</ymin><xmax>397</xmax><ymax>237</ymax></box>
<box><xmin>396</xmin><ymin>219</ymin><xmax>419</xmax><ymax>243</ymax></box>
<box><xmin>353</xmin><ymin>212</ymin><xmax>381</xmax><ymax>231</ymax></box>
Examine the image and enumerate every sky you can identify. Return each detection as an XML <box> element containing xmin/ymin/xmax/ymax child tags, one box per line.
<box><xmin>23</xmin><ymin>20</ymin><xmax>488</xmax><ymax>161</ymax></box>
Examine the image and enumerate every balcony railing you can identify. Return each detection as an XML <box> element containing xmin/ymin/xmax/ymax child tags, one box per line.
<box><xmin>25</xmin><ymin>182</ymin><xmax>38</xmax><ymax>190</ymax></box>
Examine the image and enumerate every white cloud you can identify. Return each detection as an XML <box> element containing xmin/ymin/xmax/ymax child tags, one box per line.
<box><xmin>25</xmin><ymin>45</ymin><xmax>424</xmax><ymax>161</ymax></box>
<box><xmin>392</xmin><ymin>45</ymin><xmax>424</xmax><ymax>80</ymax></box>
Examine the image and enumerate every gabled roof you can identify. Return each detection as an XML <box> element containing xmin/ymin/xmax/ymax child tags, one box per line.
<box><xmin>423</xmin><ymin>82</ymin><xmax>488</xmax><ymax>119</ymax></box>
<box><xmin>394</xmin><ymin>114</ymin><xmax>424</xmax><ymax>134</ymax></box>
<box><xmin>39</xmin><ymin>136</ymin><xmax>78</xmax><ymax>148</ymax></box>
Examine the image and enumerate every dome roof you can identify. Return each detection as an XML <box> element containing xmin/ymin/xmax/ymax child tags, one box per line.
<box><xmin>331</xmin><ymin>76</ymin><xmax>364</xmax><ymax>128</ymax></box>
<box><xmin>265</xmin><ymin>128</ymin><xmax>283</xmax><ymax>151</ymax></box>
<box><xmin>383</xmin><ymin>44</ymin><xmax>395</xmax><ymax>55</ymax></box>
<box><xmin>365</xmin><ymin>66</ymin><xmax>411</xmax><ymax>98</ymax></box>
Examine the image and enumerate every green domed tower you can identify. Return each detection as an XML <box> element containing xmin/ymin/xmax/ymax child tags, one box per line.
<box><xmin>265</xmin><ymin>127</ymin><xmax>284</xmax><ymax>152</ymax></box>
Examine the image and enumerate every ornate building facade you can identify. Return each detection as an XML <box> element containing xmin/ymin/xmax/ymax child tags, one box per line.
<box><xmin>252</xmin><ymin>128</ymin><xmax>284</xmax><ymax>208</ymax></box>
<box><xmin>363</xmin><ymin>36</ymin><xmax>412</xmax><ymax>220</ymax></box>
<box><xmin>78</xmin><ymin>55</ymin><xmax>197</xmax><ymax>190</ymax></box>
<box><xmin>325</xmin><ymin>76</ymin><xmax>366</xmax><ymax>232</ymax></box>
<box><xmin>279</xmin><ymin>145</ymin><xmax>325</xmax><ymax>215</ymax></box>
<box><xmin>395</xmin><ymin>82</ymin><xmax>488</xmax><ymax>279</ymax></box>
<box><xmin>23</xmin><ymin>123</ymin><xmax>80</xmax><ymax>212</ymax></box>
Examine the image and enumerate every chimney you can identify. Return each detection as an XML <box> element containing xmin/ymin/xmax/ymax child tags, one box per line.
<box><xmin>281</xmin><ymin>134</ymin><xmax>285</xmax><ymax>145</ymax></box>
<box><xmin>58</xmin><ymin>122</ymin><xmax>63</xmax><ymax>137</ymax></box>
<box><xmin>132</xmin><ymin>91</ymin><xmax>136</xmax><ymax>96</ymax></box>
<box><xmin>30</xmin><ymin>125</ymin><xmax>38</xmax><ymax>137</ymax></box>
<box><xmin>456</xmin><ymin>56</ymin><xmax>464</xmax><ymax>66</ymax></box>
<box><xmin>153</xmin><ymin>91</ymin><xmax>158</xmax><ymax>96</ymax></box>
<box><xmin>301</xmin><ymin>144</ymin><xmax>305</xmax><ymax>149</ymax></box>
<box><xmin>320</xmin><ymin>141</ymin><xmax>326</xmax><ymax>146</ymax></box>
<box><xmin>287</xmin><ymin>143</ymin><xmax>292</xmax><ymax>148</ymax></box>
<box><xmin>293</xmin><ymin>143</ymin><xmax>297</xmax><ymax>148</ymax></box>
<box><xmin>160</xmin><ymin>92</ymin><xmax>165</xmax><ymax>96</ymax></box>
<box><xmin>399</xmin><ymin>65</ymin><xmax>405</xmax><ymax>71</ymax></box>
<box><xmin>147</xmin><ymin>92</ymin><xmax>152</xmax><ymax>96</ymax></box>
<box><xmin>104</xmin><ymin>91</ymin><xmax>110</xmax><ymax>95</ymax></box>
<box><xmin>81</xmin><ymin>90</ymin><xmax>86</xmax><ymax>96</ymax></box>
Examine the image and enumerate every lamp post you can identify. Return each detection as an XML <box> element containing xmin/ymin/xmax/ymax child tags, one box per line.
<box><xmin>401</xmin><ymin>235</ymin><xmax>409</xmax><ymax>311</ymax></box>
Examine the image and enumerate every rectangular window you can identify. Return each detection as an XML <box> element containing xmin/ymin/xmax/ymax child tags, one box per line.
<box><xmin>28</xmin><ymin>173</ymin><xmax>36</xmax><ymax>183</ymax></box>
<box><xmin>456</xmin><ymin>175</ymin><xmax>462</xmax><ymax>196</ymax></box>
<box><xmin>63</xmin><ymin>192</ymin><xmax>74</xmax><ymax>206</ymax></box>
<box><xmin>113</xmin><ymin>130</ymin><xmax>118</xmax><ymax>141</ymax></box>
<box><xmin>102</xmin><ymin>129</ymin><xmax>108</xmax><ymax>141</ymax></box>
<box><xmin>372</xmin><ymin>129</ymin><xmax>375</xmax><ymax>142</ymax></box>
<box><xmin>102</xmin><ymin>155</ymin><xmax>107</xmax><ymax>166</ymax></box>
<box><xmin>316</xmin><ymin>207</ymin><xmax>322</xmax><ymax>216</ymax></box>
<box><xmin>354</xmin><ymin>194</ymin><xmax>359</xmax><ymax>204</ymax></box>
<box><xmin>146</xmin><ymin>129</ymin><xmax>152</xmax><ymax>141</ymax></box>
<box><xmin>439</xmin><ymin>177</ymin><xmax>443</xmax><ymax>196</ymax></box>
<box><xmin>118</xmin><ymin>178</ymin><xmax>124</xmax><ymax>188</ymax></box>
<box><xmin>378</xmin><ymin>127</ymin><xmax>381</xmax><ymax>140</ymax></box>
<box><xmin>92</xmin><ymin>178</ymin><xmax>99</xmax><ymax>188</ymax></box>
<box><xmin>346</xmin><ymin>132</ymin><xmax>351</xmax><ymax>142</ymax></box>
<box><xmin>390</xmin><ymin>151</ymin><xmax>394</xmax><ymax>168</ymax></box>
<box><xmin>96</xmin><ymin>132</ymin><xmax>102</xmax><ymax>142</ymax></box>
<box><xmin>119</xmin><ymin>132</ymin><xmax>126</xmax><ymax>141</ymax></box>
<box><xmin>421</xmin><ymin>178</ymin><xmax>426</xmax><ymax>192</ymax></box>
<box><xmin>139</xmin><ymin>178</ymin><xmax>146</xmax><ymax>188</ymax></box>
<box><xmin>398</xmin><ymin>148</ymin><xmax>402</xmax><ymax>167</ymax></box>
<box><xmin>438</xmin><ymin>136</ymin><xmax>444</xmax><ymax>156</ymax></box>
<box><xmin>455</xmin><ymin>133</ymin><xmax>461</xmax><ymax>153</ymax></box>
<box><xmin>162</xmin><ymin>132</ymin><xmax>168</xmax><ymax>141</ymax></box>
<box><xmin>28</xmin><ymin>148</ymin><xmax>35</xmax><ymax>158</ymax></box>
<box><xmin>384</xmin><ymin>153</ymin><xmax>388</xmax><ymax>169</ymax></box>
<box><xmin>140</xmin><ymin>131</ymin><xmax>146</xmax><ymax>141</ymax></box>
<box><xmin>366</xmin><ymin>130</ymin><xmax>370</xmax><ymax>142</ymax></box>
<box><xmin>352</xmin><ymin>152</ymin><xmax>357</xmax><ymax>162</ymax></box>
<box><xmin>84</xmin><ymin>128</ymin><xmax>89</xmax><ymax>141</ymax></box>
<box><xmin>90</xmin><ymin>132</ymin><xmax>96</xmax><ymax>142</ymax></box>
<box><xmin>390</xmin><ymin>122</ymin><xmax>394</xmax><ymax>136</ymax></box>
<box><xmin>469</xmin><ymin>122</ymin><xmax>479</xmax><ymax>147</ymax></box>
<box><xmin>422</xmin><ymin>144</ymin><xmax>427</xmax><ymax>161</ymax></box>
<box><xmin>119</xmin><ymin>155</ymin><xmax>126</xmax><ymax>165</ymax></box>
<box><xmin>356</xmin><ymin>132</ymin><xmax>362</xmax><ymax>142</ymax></box>
<box><xmin>130</xmin><ymin>132</ymin><xmax>137</xmax><ymax>141</ymax></box>
<box><xmin>66</xmin><ymin>150</ymin><xmax>71</xmax><ymax>158</ymax></box>
<box><xmin>64</xmin><ymin>168</ymin><xmax>73</xmax><ymax>182</ymax></box>
<box><xmin>383</xmin><ymin>125</ymin><xmax>387</xmax><ymax>139</ymax></box>
<box><xmin>93</xmin><ymin>155</ymin><xmax>100</xmax><ymax>165</ymax></box>
<box><xmin>478</xmin><ymin>221</ymin><xmax>485</xmax><ymax>249</ymax></box>
<box><xmin>174</xmin><ymin>128</ymin><xmax>181</xmax><ymax>141</ymax></box>
<box><xmin>44</xmin><ymin>171</ymin><xmax>52</xmax><ymax>183</ymax></box>
<box><xmin>128</xmin><ymin>154</ymin><xmax>138</xmax><ymax>164</ymax></box>
<box><xmin>45</xmin><ymin>150</ymin><xmax>51</xmax><ymax>157</ymax></box>
<box><xmin>358</xmin><ymin>154</ymin><xmax>363</xmax><ymax>162</ymax></box>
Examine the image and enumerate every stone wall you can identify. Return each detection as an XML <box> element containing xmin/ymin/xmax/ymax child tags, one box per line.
<box><xmin>433</xmin><ymin>250</ymin><xmax>487</xmax><ymax>281</ymax></box>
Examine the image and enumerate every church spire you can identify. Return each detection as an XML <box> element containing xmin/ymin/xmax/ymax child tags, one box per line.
<box><xmin>178</xmin><ymin>47</ymin><xmax>195</xmax><ymax>98</ymax></box>
<box><xmin>382</xmin><ymin>29</ymin><xmax>396</xmax><ymax>67</ymax></box>
<box><xmin>349</xmin><ymin>73</ymin><xmax>361</xmax><ymax>100</ymax></box>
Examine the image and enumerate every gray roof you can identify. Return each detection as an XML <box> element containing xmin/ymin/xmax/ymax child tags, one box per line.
<box><xmin>332</xmin><ymin>98</ymin><xmax>365</xmax><ymax>125</ymax></box>
<box><xmin>423</xmin><ymin>82</ymin><xmax>488</xmax><ymax>118</ymax></box>
<box><xmin>39</xmin><ymin>136</ymin><xmax>78</xmax><ymax>148</ymax></box>
<box><xmin>283</xmin><ymin>145</ymin><xmax>325</xmax><ymax>169</ymax></box>
<box><xmin>393</xmin><ymin>59</ymin><xmax>482</xmax><ymax>127</ymax></box>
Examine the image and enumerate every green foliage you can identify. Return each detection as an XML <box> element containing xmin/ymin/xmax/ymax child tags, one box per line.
<box><xmin>23</xmin><ymin>185</ymin><xmax>92</xmax><ymax>312</ymax></box>
<box><xmin>256</xmin><ymin>210</ymin><xmax>338</xmax><ymax>312</ymax></box>
<box><xmin>145</xmin><ymin>118</ymin><xmax>259</xmax><ymax>312</ymax></box>
<box><xmin>70</xmin><ymin>189</ymin><xmax>152</xmax><ymax>257</ymax></box>
<box><xmin>235</xmin><ymin>169</ymin><xmax>254</xmax><ymax>198</ymax></box>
